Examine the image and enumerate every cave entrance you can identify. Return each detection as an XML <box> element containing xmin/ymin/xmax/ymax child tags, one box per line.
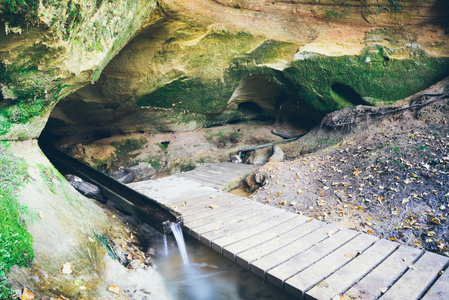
<box><xmin>330</xmin><ymin>83</ymin><xmax>371</xmax><ymax>106</ymax></box>
<box><xmin>229</xmin><ymin>74</ymin><xmax>280</xmax><ymax>114</ymax></box>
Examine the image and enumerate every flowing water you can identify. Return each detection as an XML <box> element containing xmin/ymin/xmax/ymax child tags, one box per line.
<box><xmin>163</xmin><ymin>234</ymin><xmax>168</xmax><ymax>256</ymax></box>
<box><xmin>170</xmin><ymin>222</ymin><xmax>189</xmax><ymax>265</ymax></box>
<box><xmin>156</xmin><ymin>228</ymin><xmax>295</xmax><ymax>300</ymax></box>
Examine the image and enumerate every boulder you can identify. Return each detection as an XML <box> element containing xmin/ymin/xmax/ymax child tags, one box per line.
<box><xmin>110</xmin><ymin>162</ymin><xmax>156</xmax><ymax>183</ymax></box>
<box><xmin>268</xmin><ymin>145</ymin><xmax>284</xmax><ymax>162</ymax></box>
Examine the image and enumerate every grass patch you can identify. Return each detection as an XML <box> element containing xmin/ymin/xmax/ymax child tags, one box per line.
<box><xmin>0</xmin><ymin>142</ymin><xmax>34</xmax><ymax>299</ymax></box>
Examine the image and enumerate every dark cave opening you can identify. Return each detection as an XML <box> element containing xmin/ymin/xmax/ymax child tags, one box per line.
<box><xmin>331</xmin><ymin>83</ymin><xmax>371</xmax><ymax>106</ymax></box>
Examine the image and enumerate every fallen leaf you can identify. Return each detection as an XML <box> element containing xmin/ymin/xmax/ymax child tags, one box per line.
<box><xmin>20</xmin><ymin>287</ymin><xmax>34</xmax><ymax>300</ymax></box>
<box><xmin>209</xmin><ymin>204</ymin><xmax>215</xmax><ymax>209</ymax></box>
<box><xmin>409</xmin><ymin>264</ymin><xmax>422</xmax><ymax>271</ymax></box>
<box><xmin>61</xmin><ymin>262</ymin><xmax>72</xmax><ymax>275</ymax></box>
<box><xmin>57</xmin><ymin>296</ymin><xmax>70</xmax><ymax>300</ymax></box>
<box><xmin>402</xmin><ymin>198</ymin><xmax>409</xmax><ymax>204</ymax></box>
<box><xmin>108</xmin><ymin>285</ymin><xmax>120</xmax><ymax>294</ymax></box>
<box><xmin>353</xmin><ymin>170</ymin><xmax>362</xmax><ymax>176</ymax></box>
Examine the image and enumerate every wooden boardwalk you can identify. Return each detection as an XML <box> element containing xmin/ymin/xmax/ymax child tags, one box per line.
<box><xmin>128</xmin><ymin>162</ymin><xmax>449</xmax><ymax>300</ymax></box>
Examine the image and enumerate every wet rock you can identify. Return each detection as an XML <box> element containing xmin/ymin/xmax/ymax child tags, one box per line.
<box><xmin>64</xmin><ymin>174</ymin><xmax>106</xmax><ymax>203</ymax></box>
<box><xmin>111</xmin><ymin>162</ymin><xmax>156</xmax><ymax>183</ymax></box>
<box><xmin>110</xmin><ymin>166</ymin><xmax>137</xmax><ymax>184</ymax></box>
<box><xmin>230</xmin><ymin>154</ymin><xmax>242</xmax><ymax>163</ymax></box>
<box><xmin>245</xmin><ymin>170</ymin><xmax>268</xmax><ymax>191</ymax></box>
<box><xmin>245</xmin><ymin>147</ymin><xmax>272</xmax><ymax>165</ymax></box>
<box><xmin>268</xmin><ymin>145</ymin><xmax>284</xmax><ymax>162</ymax></box>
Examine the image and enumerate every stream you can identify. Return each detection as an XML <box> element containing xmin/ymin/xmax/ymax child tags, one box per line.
<box><xmin>155</xmin><ymin>230</ymin><xmax>295</xmax><ymax>300</ymax></box>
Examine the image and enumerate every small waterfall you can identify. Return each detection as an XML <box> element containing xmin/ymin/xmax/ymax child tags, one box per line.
<box><xmin>163</xmin><ymin>234</ymin><xmax>168</xmax><ymax>256</ymax></box>
<box><xmin>170</xmin><ymin>222</ymin><xmax>189</xmax><ymax>265</ymax></box>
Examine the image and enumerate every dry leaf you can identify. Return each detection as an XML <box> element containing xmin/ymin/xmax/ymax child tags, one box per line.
<box><xmin>108</xmin><ymin>285</ymin><xmax>120</xmax><ymax>294</ymax></box>
<box><xmin>20</xmin><ymin>287</ymin><xmax>34</xmax><ymax>300</ymax></box>
<box><xmin>61</xmin><ymin>263</ymin><xmax>72</xmax><ymax>275</ymax></box>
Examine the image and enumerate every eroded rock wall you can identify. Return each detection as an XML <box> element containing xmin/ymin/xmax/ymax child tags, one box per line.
<box><xmin>0</xmin><ymin>0</ymin><xmax>157</xmax><ymax>140</ymax></box>
<box><xmin>46</xmin><ymin>0</ymin><xmax>449</xmax><ymax>138</ymax></box>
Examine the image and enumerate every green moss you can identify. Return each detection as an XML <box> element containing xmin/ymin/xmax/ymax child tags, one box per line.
<box><xmin>145</xmin><ymin>155</ymin><xmax>162</xmax><ymax>170</ymax></box>
<box><xmin>37</xmin><ymin>163</ymin><xmax>62</xmax><ymax>194</ymax></box>
<box><xmin>0</xmin><ymin>0</ymin><xmax>40</xmax><ymax>26</ymax></box>
<box><xmin>0</xmin><ymin>48</ymin><xmax>67</xmax><ymax>136</ymax></box>
<box><xmin>110</xmin><ymin>137</ymin><xmax>147</xmax><ymax>158</ymax></box>
<box><xmin>282</xmin><ymin>49</ymin><xmax>449</xmax><ymax>115</ymax></box>
<box><xmin>136</xmin><ymin>77</ymin><xmax>236</xmax><ymax>114</ymax></box>
<box><xmin>0</xmin><ymin>142</ymin><xmax>34</xmax><ymax>299</ymax></box>
<box><xmin>250</xmin><ymin>40</ymin><xmax>297</xmax><ymax>64</ymax></box>
<box><xmin>324</xmin><ymin>8</ymin><xmax>349</xmax><ymax>19</ymax></box>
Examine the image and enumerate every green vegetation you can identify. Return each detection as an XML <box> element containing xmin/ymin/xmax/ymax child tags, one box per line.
<box><xmin>324</xmin><ymin>8</ymin><xmax>349</xmax><ymax>19</ymax></box>
<box><xmin>282</xmin><ymin>48</ymin><xmax>449</xmax><ymax>115</ymax></box>
<box><xmin>136</xmin><ymin>77</ymin><xmax>235</xmax><ymax>114</ymax></box>
<box><xmin>37</xmin><ymin>163</ymin><xmax>64</xmax><ymax>194</ymax></box>
<box><xmin>110</xmin><ymin>137</ymin><xmax>147</xmax><ymax>159</ymax></box>
<box><xmin>146</xmin><ymin>155</ymin><xmax>162</xmax><ymax>170</ymax></box>
<box><xmin>386</xmin><ymin>0</ymin><xmax>402</xmax><ymax>13</ymax></box>
<box><xmin>180</xmin><ymin>163</ymin><xmax>196</xmax><ymax>172</ymax></box>
<box><xmin>0</xmin><ymin>0</ymin><xmax>39</xmax><ymax>26</ymax></box>
<box><xmin>95</xmin><ymin>234</ymin><xmax>120</xmax><ymax>261</ymax></box>
<box><xmin>0</xmin><ymin>142</ymin><xmax>34</xmax><ymax>299</ymax></box>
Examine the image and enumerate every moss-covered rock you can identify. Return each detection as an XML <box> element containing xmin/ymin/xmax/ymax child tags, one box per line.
<box><xmin>0</xmin><ymin>0</ymin><xmax>158</xmax><ymax>139</ymax></box>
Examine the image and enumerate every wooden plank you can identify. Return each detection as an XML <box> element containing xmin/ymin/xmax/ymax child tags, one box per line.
<box><xmin>210</xmin><ymin>211</ymin><xmax>298</xmax><ymax>253</ymax></box>
<box><xmin>344</xmin><ymin>245</ymin><xmax>423</xmax><ymax>300</ymax></box>
<box><xmin>379</xmin><ymin>252</ymin><xmax>449</xmax><ymax>300</ymax></box>
<box><xmin>235</xmin><ymin>220</ymin><xmax>324</xmax><ymax>269</ymax></box>
<box><xmin>180</xmin><ymin>194</ymin><xmax>247</xmax><ymax>215</ymax></box>
<box><xmin>200</xmin><ymin>207</ymin><xmax>285</xmax><ymax>247</ymax></box>
<box><xmin>266</xmin><ymin>229</ymin><xmax>358</xmax><ymax>288</ymax></box>
<box><xmin>184</xmin><ymin>201</ymin><xmax>266</xmax><ymax>230</ymax></box>
<box><xmin>129</xmin><ymin>176</ymin><xmax>216</xmax><ymax>200</ymax></box>
<box><xmin>251</xmin><ymin>224</ymin><xmax>340</xmax><ymax>279</ymax></box>
<box><xmin>284</xmin><ymin>234</ymin><xmax>378</xmax><ymax>299</ymax></box>
<box><xmin>422</xmin><ymin>263</ymin><xmax>449</xmax><ymax>300</ymax></box>
<box><xmin>163</xmin><ymin>193</ymin><xmax>233</xmax><ymax>213</ymax></box>
<box><xmin>178</xmin><ymin>172</ymin><xmax>231</xmax><ymax>185</ymax></box>
<box><xmin>179</xmin><ymin>194</ymin><xmax>244</xmax><ymax>216</ymax></box>
<box><xmin>222</xmin><ymin>215</ymin><xmax>308</xmax><ymax>261</ymax></box>
<box><xmin>189</xmin><ymin>202</ymin><xmax>270</xmax><ymax>242</ymax></box>
<box><xmin>305</xmin><ymin>239</ymin><xmax>398</xmax><ymax>300</ymax></box>
<box><xmin>185</xmin><ymin>202</ymin><xmax>267</xmax><ymax>229</ymax></box>
<box><xmin>165</xmin><ymin>190</ymin><xmax>226</xmax><ymax>206</ymax></box>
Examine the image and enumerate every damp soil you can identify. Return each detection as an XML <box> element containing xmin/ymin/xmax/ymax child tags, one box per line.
<box><xmin>249</xmin><ymin>106</ymin><xmax>449</xmax><ymax>257</ymax></box>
